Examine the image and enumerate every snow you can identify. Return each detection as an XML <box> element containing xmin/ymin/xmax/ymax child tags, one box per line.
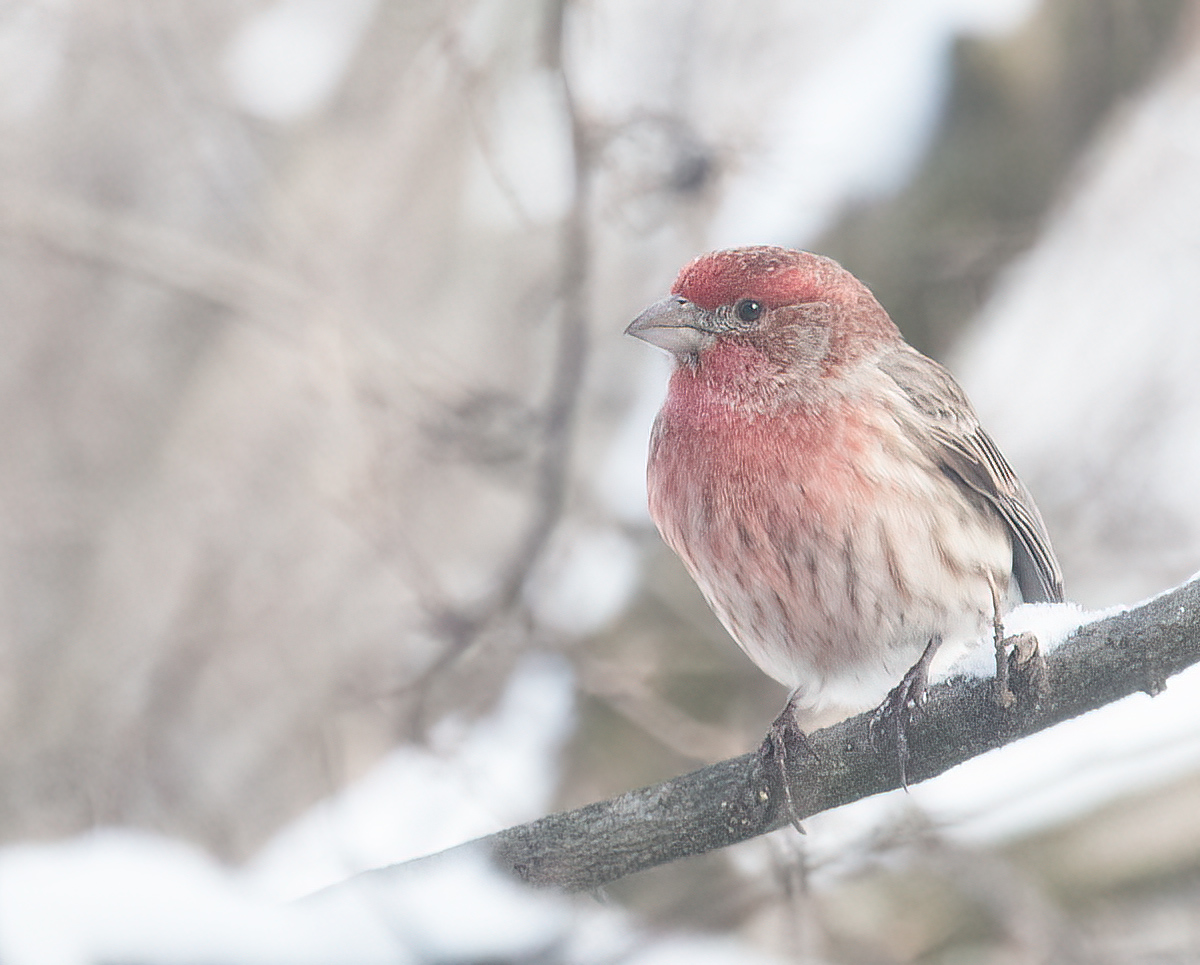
<box><xmin>941</xmin><ymin>600</ymin><xmax>1095</xmax><ymax>680</ymax></box>
<box><xmin>223</xmin><ymin>0</ymin><xmax>379</xmax><ymax>122</ymax></box>
<box><xmin>797</xmin><ymin>581</ymin><xmax>1200</xmax><ymax>876</ymax></box>
<box><xmin>796</xmin><ymin>655</ymin><xmax>1200</xmax><ymax>881</ymax></box>
<box><xmin>916</xmin><ymin>661</ymin><xmax>1200</xmax><ymax>844</ymax></box>
<box><xmin>952</xmin><ymin>36</ymin><xmax>1200</xmax><ymax>607</ymax></box>
<box><xmin>709</xmin><ymin>0</ymin><xmax>1038</xmax><ymax>247</ymax></box>
<box><xmin>0</xmin><ymin>654</ymin><xmax>575</xmax><ymax>965</ymax></box>
<box><xmin>524</xmin><ymin>522</ymin><xmax>644</xmax><ymax>636</ymax></box>
<box><xmin>620</xmin><ymin>935</ymin><xmax>789</xmax><ymax>965</ymax></box>
<box><xmin>0</xmin><ymin>652</ymin><xmax>780</xmax><ymax>964</ymax></box>
<box><xmin>302</xmin><ymin>850</ymin><xmax>570</xmax><ymax>964</ymax></box>
<box><xmin>247</xmin><ymin>652</ymin><xmax>577</xmax><ymax>900</ymax></box>
<box><xmin>0</xmin><ymin>830</ymin><xmax>411</xmax><ymax>965</ymax></box>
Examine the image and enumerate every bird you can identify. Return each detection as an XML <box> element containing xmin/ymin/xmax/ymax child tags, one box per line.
<box><xmin>626</xmin><ymin>246</ymin><xmax>1063</xmax><ymax>793</ymax></box>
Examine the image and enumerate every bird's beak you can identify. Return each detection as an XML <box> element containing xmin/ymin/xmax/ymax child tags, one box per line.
<box><xmin>624</xmin><ymin>296</ymin><xmax>717</xmax><ymax>355</ymax></box>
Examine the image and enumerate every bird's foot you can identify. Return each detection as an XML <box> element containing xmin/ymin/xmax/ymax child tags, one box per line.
<box><xmin>994</xmin><ymin>631</ymin><xmax>1048</xmax><ymax>710</ymax></box>
<box><xmin>756</xmin><ymin>701</ymin><xmax>819</xmax><ymax>834</ymax></box>
<box><xmin>870</xmin><ymin>636</ymin><xmax>941</xmax><ymax>789</ymax></box>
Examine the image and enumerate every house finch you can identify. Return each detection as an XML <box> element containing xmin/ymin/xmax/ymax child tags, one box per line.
<box><xmin>627</xmin><ymin>246</ymin><xmax>1063</xmax><ymax>786</ymax></box>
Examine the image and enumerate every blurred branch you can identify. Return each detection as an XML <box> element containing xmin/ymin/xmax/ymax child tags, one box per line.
<box><xmin>360</xmin><ymin>576</ymin><xmax>1200</xmax><ymax>892</ymax></box>
<box><xmin>0</xmin><ymin>188</ymin><xmax>306</xmax><ymax>316</ymax></box>
<box><xmin>577</xmin><ymin>657</ymin><xmax>752</xmax><ymax>760</ymax></box>
<box><xmin>481</xmin><ymin>0</ymin><xmax>592</xmax><ymax>629</ymax></box>
<box><xmin>410</xmin><ymin>0</ymin><xmax>593</xmax><ymax>703</ymax></box>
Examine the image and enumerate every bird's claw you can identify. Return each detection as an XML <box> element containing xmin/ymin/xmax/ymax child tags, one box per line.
<box><xmin>869</xmin><ymin>666</ymin><xmax>928</xmax><ymax>790</ymax></box>
<box><xmin>757</xmin><ymin>704</ymin><xmax>819</xmax><ymax>834</ymax></box>
<box><xmin>994</xmin><ymin>631</ymin><xmax>1048</xmax><ymax>709</ymax></box>
<box><xmin>870</xmin><ymin>636</ymin><xmax>940</xmax><ymax>789</ymax></box>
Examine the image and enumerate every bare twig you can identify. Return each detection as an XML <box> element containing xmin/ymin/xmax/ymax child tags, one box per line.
<box><xmin>0</xmin><ymin>188</ymin><xmax>306</xmax><ymax>316</ymax></box>
<box><xmin>577</xmin><ymin>658</ymin><xmax>753</xmax><ymax>761</ymax></box>
<box><xmin>355</xmin><ymin>577</ymin><xmax>1200</xmax><ymax>892</ymax></box>
<box><xmin>480</xmin><ymin>0</ymin><xmax>592</xmax><ymax>632</ymax></box>
<box><xmin>406</xmin><ymin>0</ymin><xmax>594</xmax><ymax>707</ymax></box>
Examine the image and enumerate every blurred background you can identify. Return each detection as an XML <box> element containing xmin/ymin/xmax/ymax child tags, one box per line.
<box><xmin>4</xmin><ymin>0</ymin><xmax>1200</xmax><ymax>961</ymax></box>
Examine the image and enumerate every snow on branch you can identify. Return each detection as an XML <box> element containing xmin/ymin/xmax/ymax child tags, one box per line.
<box><xmin>349</xmin><ymin>577</ymin><xmax>1200</xmax><ymax>893</ymax></box>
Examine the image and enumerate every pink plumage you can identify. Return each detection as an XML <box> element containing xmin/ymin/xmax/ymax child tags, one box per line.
<box><xmin>628</xmin><ymin>247</ymin><xmax>1063</xmax><ymax>726</ymax></box>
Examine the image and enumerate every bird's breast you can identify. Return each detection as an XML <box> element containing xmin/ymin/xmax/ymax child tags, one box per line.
<box><xmin>648</xmin><ymin>390</ymin><xmax>867</xmax><ymax>544</ymax></box>
<box><xmin>646</xmin><ymin>386</ymin><xmax>1012</xmax><ymax>716</ymax></box>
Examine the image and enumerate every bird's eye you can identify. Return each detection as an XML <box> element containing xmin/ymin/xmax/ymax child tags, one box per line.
<box><xmin>734</xmin><ymin>299</ymin><xmax>763</xmax><ymax>323</ymax></box>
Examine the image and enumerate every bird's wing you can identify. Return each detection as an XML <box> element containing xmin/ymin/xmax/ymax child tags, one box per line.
<box><xmin>878</xmin><ymin>345</ymin><xmax>1064</xmax><ymax>603</ymax></box>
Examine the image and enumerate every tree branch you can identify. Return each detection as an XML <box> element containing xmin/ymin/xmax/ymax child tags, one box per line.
<box><xmin>356</xmin><ymin>577</ymin><xmax>1200</xmax><ymax>893</ymax></box>
<box><xmin>0</xmin><ymin>187</ymin><xmax>306</xmax><ymax>315</ymax></box>
<box><xmin>403</xmin><ymin>0</ymin><xmax>594</xmax><ymax>717</ymax></box>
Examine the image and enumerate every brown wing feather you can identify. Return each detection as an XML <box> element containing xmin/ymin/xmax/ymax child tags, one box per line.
<box><xmin>879</xmin><ymin>346</ymin><xmax>1064</xmax><ymax>604</ymax></box>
